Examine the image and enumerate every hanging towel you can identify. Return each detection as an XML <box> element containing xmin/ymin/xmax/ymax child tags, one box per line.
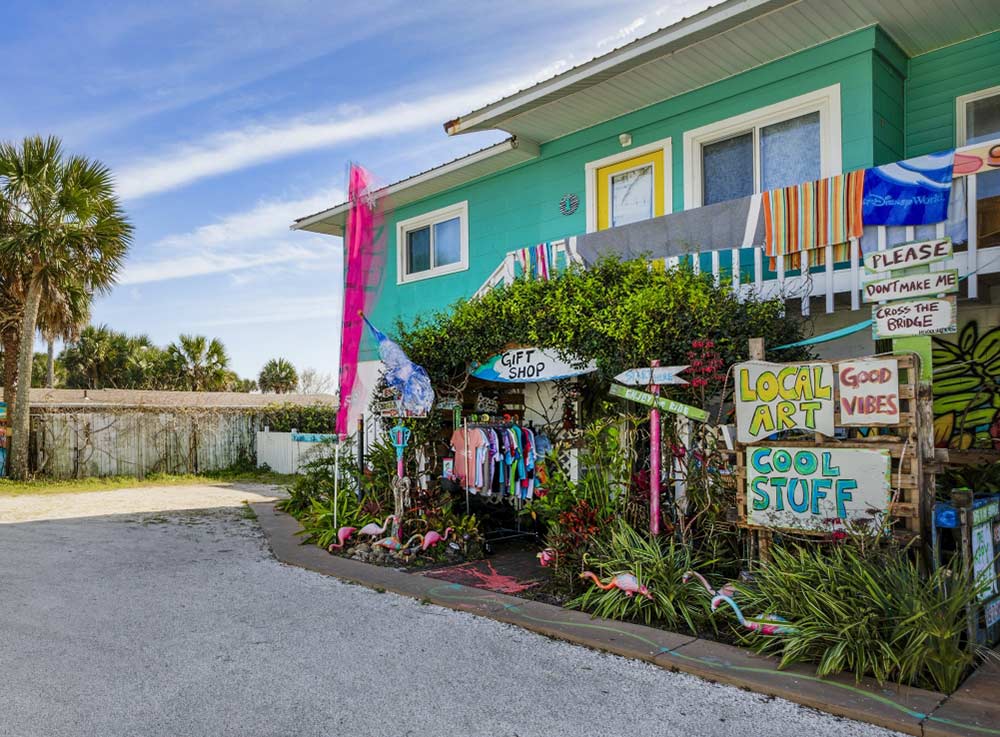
<box><xmin>763</xmin><ymin>170</ymin><xmax>864</xmax><ymax>270</ymax></box>
<box><xmin>862</xmin><ymin>151</ymin><xmax>955</xmax><ymax>226</ymax></box>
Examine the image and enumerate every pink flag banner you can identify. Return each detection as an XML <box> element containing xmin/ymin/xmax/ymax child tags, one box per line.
<box><xmin>337</xmin><ymin>164</ymin><xmax>385</xmax><ymax>438</ymax></box>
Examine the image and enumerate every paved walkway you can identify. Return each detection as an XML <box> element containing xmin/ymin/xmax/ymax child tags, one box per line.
<box><xmin>0</xmin><ymin>487</ymin><xmax>904</xmax><ymax>737</ymax></box>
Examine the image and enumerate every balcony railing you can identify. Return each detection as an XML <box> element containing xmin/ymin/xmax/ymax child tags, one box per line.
<box><xmin>475</xmin><ymin>139</ymin><xmax>1000</xmax><ymax>315</ymax></box>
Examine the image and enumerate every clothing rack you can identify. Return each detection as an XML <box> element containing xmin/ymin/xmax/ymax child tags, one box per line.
<box><xmin>458</xmin><ymin>418</ymin><xmax>541</xmax><ymax>552</ymax></box>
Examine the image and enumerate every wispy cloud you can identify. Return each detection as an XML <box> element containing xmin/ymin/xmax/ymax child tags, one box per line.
<box><xmin>596</xmin><ymin>16</ymin><xmax>647</xmax><ymax>48</ymax></box>
<box><xmin>116</xmin><ymin>82</ymin><xmax>513</xmax><ymax>200</ymax></box>
<box><xmin>191</xmin><ymin>295</ymin><xmax>341</xmax><ymax>328</ymax></box>
<box><xmin>119</xmin><ymin>187</ymin><xmax>343</xmax><ymax>284</ymax></box>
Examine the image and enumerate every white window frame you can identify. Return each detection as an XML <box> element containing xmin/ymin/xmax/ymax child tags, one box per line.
<box><xmin>395</xmin><ymin>201</ymin><xmax>469</xmax><ymax>284</ymax></box>
<box><xmin>682</xmin><ymin>84</ymin><xmax>842</xmax><ymax>209</ymax></box>
<box><xmin>956</xmin><ymin>84</ymin><xmax>1000</xmax><ymax>146</ymax></box>
<box><xmin>584</xmin><ymin>137</ymin><xmax>672</xmax><ymax>233</ymax></box>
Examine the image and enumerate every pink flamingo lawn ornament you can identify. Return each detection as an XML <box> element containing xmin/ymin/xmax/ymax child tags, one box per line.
<box><xmin>580</xmin><ymin>571</ymin><xmax>653</xmax><ymax>600</ymax></box>
<box><xmin>357</xmin><ymin>515</ymin><xmax>399</xmax><ymax>539</ymax></box>
<box><xmin>682</xmin><ymin>570</ymin><xmax>736</xmax><ymax>598</ymax></box>
<box><xmin>419</xmin><ymin>527</ymin><xmax>454</xmax><ymax>551</ymax></box>
<box><xmin>327</xmin><ymin>526</ymin><xmax>357</xmax><ymax>552</ymax></box>
<box><xmin>537</xmin><ymin>548</ymin><xmax>557</xmax><ymax>567</ymax></box>
<box><xmin>711</xmin><ymin>595</ymin><xmax>796</xmax><ymax>635</ymax></box>
<box><xmin>372</xmin><ymin>534</ymin><xmax>423</xmax><ymax>552</ymax></box>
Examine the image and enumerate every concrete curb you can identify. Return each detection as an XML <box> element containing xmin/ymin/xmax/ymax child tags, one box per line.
<box><xmin>253</xmin><ymin>502</ymin><xmax>1000</xmax><ymax>737</ymax></box>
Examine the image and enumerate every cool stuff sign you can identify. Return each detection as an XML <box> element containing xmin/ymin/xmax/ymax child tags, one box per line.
<box><xmin>734</xmin><ymin>361</ymin><xmax>835</xmax><ymax>443</ymax></box>
<box><xmin>838</xmin><ymin>359</ymin><xmax>900</xmax><ymax>425</ymax></box>
<box><xmin>746</xmin><ymin>447</ymin><xmax>891</xmax><ymax>532</ymax></box>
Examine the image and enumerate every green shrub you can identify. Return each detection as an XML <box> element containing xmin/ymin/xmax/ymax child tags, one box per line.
<box><xmin>568</xmin><ymin>520</ymin><xmax>714</xmax><ymax>633</ymax></box>
<box><xmin>260</xmin><ymin>402</ymin><xmax>337</xmax><ymax>433</ymax></box>
<box><xmin>739</xmin><ymin>544</ymin><xmax>991</xmax><ymax>692</ymax></box>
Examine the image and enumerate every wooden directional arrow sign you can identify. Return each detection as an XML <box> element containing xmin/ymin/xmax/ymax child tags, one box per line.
<box><xmin>609</xmin><ymin>383</ymin><xmax>709</xmax><ymax>422</ymax></box>
<box><xmin>613</xmin><ymin>365</ymin><xmax>689</xmax><ymax>386</ymax></box>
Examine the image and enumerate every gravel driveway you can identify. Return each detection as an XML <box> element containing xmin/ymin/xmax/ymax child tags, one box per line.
<box><xmin>0</xmin><ymin>487</ymin><xmax>905</xmax><ymax>737</ymax></box>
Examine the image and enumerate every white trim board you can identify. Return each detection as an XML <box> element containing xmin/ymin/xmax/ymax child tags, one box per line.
<box><xmin>682</xmin><ymin>84</ymin><xmax>842</xmax><ymax>209</ymax></box>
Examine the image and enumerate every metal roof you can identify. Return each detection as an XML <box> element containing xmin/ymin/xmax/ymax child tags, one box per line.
<box><xmin>446</xmin><ymin>0</ymin><xmax>999</xmax><ymax>143</ymax></box>
<box><xmin>292</xmin><ymin>137</ymin><xmax>538</xmax><ymax>236</ymax></box>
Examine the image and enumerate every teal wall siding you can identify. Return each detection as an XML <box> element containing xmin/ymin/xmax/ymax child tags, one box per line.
<box><xmin>906</xmin><ymin>31</ymin><xmax>1000</xmax><ymax>156</ymax></box>
<box><xmin>362</xmin><ymin>28</ymin><xmax>892</xmax><ymax>359</ymax></box>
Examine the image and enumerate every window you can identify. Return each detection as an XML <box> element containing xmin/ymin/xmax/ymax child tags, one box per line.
<box><xmin>683</xmin><ymin>85</ymin><xmax>841</xmax><ymax>208</ymax></box>
<box><xmin>957</xmin><ymin>86</ymin><xmax>1000</xmax><ymax>249</ymax></box>
<box><xmin>396</xmin><ymin>202</ymin><xmax>468</xmax><ymax>283</ymax></box>
<box><xmin>584</xmin><ymin>138</ymin><xmax>672</xmax><ymax>232</ymax></box>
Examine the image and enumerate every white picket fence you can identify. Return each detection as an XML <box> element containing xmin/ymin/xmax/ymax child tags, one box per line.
<box><xmin>256</xmin><ymin>431</ymin><xmax>336</xmax><ymax>474</ymax></box>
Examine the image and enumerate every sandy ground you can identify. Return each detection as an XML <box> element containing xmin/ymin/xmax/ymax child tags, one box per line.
<box><xmin>0</xmin><ymin>482</ymin><xmax>283</xmax><ymax>524</ymax></box>
<box><xmin>0</xmin><ymin>487</ymin><xmax>906</xmax><ymax>737</ymax></box>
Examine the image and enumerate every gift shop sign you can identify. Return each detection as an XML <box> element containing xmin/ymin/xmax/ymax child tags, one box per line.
<box><xmin>837</xmin><ymin>359</ymin><xmax>900</xmax><ymax>425</ymax></box>
<box><xmin>863</xmin><ymin>269</ymin><xmax>958</xmax><ymax>303</ymax></box>
<box><xmin>470</xmin><ymin>347</ymin><xmax>596</xmax><ymax>383</ymax></box>
<box><xmin>872</xmin><ymin>296</ymin><xmax>957</xmax><ymax>339</ymax></box>
<box><xmin>734</xmin><ymin>361</ymin><xmax>834</xmax><ymax>443</ymax></box>
<box><xmin>863</xmin><ymin>238</ymin><xmax>952</xmax><ymax>272</ymax></box>
<box><xmin>746</xmin><ymin>447</ymin><xmax>891</xmax><ymax>532</ymax></box>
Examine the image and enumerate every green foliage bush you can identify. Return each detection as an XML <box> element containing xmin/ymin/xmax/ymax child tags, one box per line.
<box><xmin>738</xmin><ymin>544</ymin><xmax>992</xmax><ymax>692</ymax></box>
<box><xmin>260</xmin><ymin>403</ymin><xmax>338</xmax><ymax>434</ymax></box>
<box><xmin>568</xmin><ymin>520</ymin><xmax>714</xmax><ymax>633</ymax></box>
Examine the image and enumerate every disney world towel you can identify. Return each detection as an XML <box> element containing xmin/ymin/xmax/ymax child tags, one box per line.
<box><xmin>862</xmin><ymin>151</ymin><xmax>955</xmax><ymax>226</ymax></box>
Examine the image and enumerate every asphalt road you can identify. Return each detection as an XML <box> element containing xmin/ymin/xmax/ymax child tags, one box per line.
<box><xmin>0</xmin><ymin>488</ymin><xmax>906</xmax><ymax>737</ymax></box>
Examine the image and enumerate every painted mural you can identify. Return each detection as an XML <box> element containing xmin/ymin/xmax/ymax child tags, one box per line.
<box><xmin>932</xmin><ymin>321</ymin><xmax>1000</xmax><ymax>449</ymax></box>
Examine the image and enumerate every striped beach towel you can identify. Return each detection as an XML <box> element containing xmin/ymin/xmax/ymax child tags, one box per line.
<box><xmin>763</xmin><ymin>170</ymin><xmax>864</xmax><ymax>270</ymax></box>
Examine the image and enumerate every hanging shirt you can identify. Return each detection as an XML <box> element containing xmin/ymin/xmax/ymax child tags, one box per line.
<box><xmin>450</xmin><ymin>427</ymin><xmax>488</xmax><ymax>492</ymax></box>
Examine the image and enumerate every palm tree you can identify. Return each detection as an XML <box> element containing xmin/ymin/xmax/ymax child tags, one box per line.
<box><xmin>258</xmin><ymin>358</ymin><xmax>298</xmax><ymax>394</ymax></box>
<box><xmin>37</xmin><ymin>280</ymin><xmax>90</xmax><ymax>388</ymax></box>
<box><xmin>167</xmin><ymin>334</ymin><xmax>231</xmax><ymax>391</ymax></box>
<box><xmin>0</xmin><ymin>136</ymin><xmax>131</xmax><ymax>479</ymax></box>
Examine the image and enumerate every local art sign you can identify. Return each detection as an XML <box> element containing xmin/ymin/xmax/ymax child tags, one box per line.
<box><xmin>746</xmin><ymin>446</ymin><xmax>891</xmax><ymax>532</ymax></box>
<box><xmin>608</xmin><ymin>383</ymin><xmax>709</xmax><ymax>422</ymax></box>
<box><xmin>470</xmin><ymin>347</ymin><xmax>597</xmax><ymax>383</ymax></box>
<box><xmin>862</xmin><ymin>269</ymin><xmax>958</xmax><ymax>303</ymax></box>
<box><xmin>863</xmin><ymin>238</ymin><xmax>953</xmax><ymax>272</ymax></box>
<box><xmin>734</xmin><ymin>361</ymin><xmax>834</xmax><ymax>443</ymax></box>
<box><xmin>872</xmin><ymin>296</ymin><xmax>957</xmax><ymax>339</ymax></box>
<box><xmin>837</xmin><ymin>359</ymin><xmax>900</xmax><ymax>425</ymax></box>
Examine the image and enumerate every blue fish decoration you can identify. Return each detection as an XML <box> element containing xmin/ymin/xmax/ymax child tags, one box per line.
<box><xmin>362</xmin><ymin>315</ymin><xmax>435</xmax><ymax>415</ymax></box>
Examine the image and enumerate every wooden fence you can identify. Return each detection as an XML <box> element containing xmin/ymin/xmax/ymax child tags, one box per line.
<box><xmin>30</xmin><ymin>409</ymin><xmax>259</xmax><ymax>479</ymax></box>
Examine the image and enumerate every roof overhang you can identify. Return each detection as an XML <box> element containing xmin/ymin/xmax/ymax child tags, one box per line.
<box><xmin>444</xmin><ymin>0</ymin><xmax>998</xmax><ymax>144</ymax></box>
<box><xmin>292</xmin><ymin>136</ymin><xmax>539</xmax><ymax>236</ymax></box>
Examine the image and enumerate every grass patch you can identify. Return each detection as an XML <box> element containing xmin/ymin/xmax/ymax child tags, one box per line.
<box><xmin>0</xmin><ymin>467</ymin><xmax>295</xmax><ymax>497</ymax></box>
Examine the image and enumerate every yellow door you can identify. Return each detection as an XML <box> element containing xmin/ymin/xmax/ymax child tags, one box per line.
<box><xmin>596</xmin><ymin>150</ymin><xmax>665</xmax><ymax>231</ymax></box>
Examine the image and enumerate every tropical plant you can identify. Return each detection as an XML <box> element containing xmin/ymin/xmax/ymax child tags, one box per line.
<box><xmin>167</xmin><ymin>334</ymin><xmax>231</xmax><ymax>391</ymax></box>
<box><xmin>230</xmin><ymin>377</ymin><xmax>258</xmax><ymax>393</ymax></box>
<box><xmin>260</xmin><ymin>402</ymin><xmax>337</xmax><ymax>433</ymax></box>
<box><xmin>738</xmin><ymin>544</ymin><xmax>992</xmax><ymax>692</ymax></box>
<box><xmin>0</xmin><ymin>135</ymin><xmax>132</xmax><ymax>478</ymax></box>
<box><xmin>259</xmin><ymin>358</ymin><xmax>299</xmax><ymax>394</ymax></box>
<box><xmin>568</xmin><ymin>520</ymin><xmax>714</xmax><ymax>633</ymax></box>
<box><xmin>932</xmin><ymin>322</ymin><xmax>1000</xmax><ymax>449</ymax></box>
<box><xmin>937</xmin><ymin>461</ymin><xmax>1000</xmax><ymax>497</ymax></box>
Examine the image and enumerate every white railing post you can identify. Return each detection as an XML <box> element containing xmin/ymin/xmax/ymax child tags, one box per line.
<box><xmin>967</xmin><ymin>173</ymin><xmax>978</xmax><ymax>299</ymax></box>
<box><xmin>824</xmin><ymin>244</ymin><xmax>834</xmax><ymax>314</ymax></box>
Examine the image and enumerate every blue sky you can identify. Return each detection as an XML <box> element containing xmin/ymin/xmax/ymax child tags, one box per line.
<box><xmin>5</xmin><ymin>0</ymin><xmax>710</xmax><ymax>382</ymax></box>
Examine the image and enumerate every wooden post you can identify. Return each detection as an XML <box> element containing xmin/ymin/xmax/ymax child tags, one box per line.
<box><xmin>748</xmin><ymin>337</ymin><xmax>772</xmax><ymax>564</ymax></box>
<box><xmin>649</xmin><ymin>360</ymin><xmax>661</xmax><ymax>536</ymax></box>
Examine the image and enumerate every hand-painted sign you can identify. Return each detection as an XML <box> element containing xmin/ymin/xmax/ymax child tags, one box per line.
<box><xmin>872</xmin><ymin>295</ymin><xmax>957</xmax><ymax>339</ymax></box>
<box><xmin>986</xmin><ymin>595</ymin><xmax>1000</xmax><ymax>629</ymax></box>
<box><xmin>973</xmin><ymin>499</ymin><xmax>999</xmax><ymax>527</ymax></box>
<box><xmin>862</xmin><ymin>269</ymin><xmax>958</xmax><ymax>303</ymax></box>
<box><xmin>734</xmin><ymin>361</ymin><xmax>834</xmax><ymax>443</ymax></box>
<box><xmin>291</xmin><ymin>432</ymin><xmax>337</xmax><ymax>443</ymax></box>
<box><xmin>863</xmin><ymin>238</ymin><xmax>953</xmax><ymax>273</ymax></box>
<box><xmin>837</xmin><ymin>359</ymin><xmax>900</xmax><ymax>426</ymax></box>
<box><xmin>613</xmin><ymin>366</ymin><xmax>689</xmax><ymax>386</ymax></box>
<box><xmin>973</xmin><ymin>522</ymin><xmax>998</xmax><ymax>601</ymax></box>
<box><xmin>470</xmin><ymin>347</ymin><xmax>596</xmax><ymax>383</ymax></box>
<box><xmin>377</xmin><ymin>399</ymin><xmax>427</xmax><ymax>418</ymax></box>
<box><xmin>608</xmin><ymin>383</ymin><xmax>709</xmax><ymax>422</ymax></box>
<box><xmin>746</xmin><ymin>446</ymin><xmax>891</xmax><ymax>532</ymax></box>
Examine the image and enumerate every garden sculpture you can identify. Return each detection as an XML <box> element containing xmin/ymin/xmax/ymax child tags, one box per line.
<box><xmin>327</xmin><ymin>527</ymin><xmax>357</xmax><ymax>552</ymax></box>
<box><xmin>372</xmin><ymin>534</ymin><xmax>423</xmax><ymax>552</ymax></box>
<box><xmin>536</xmin><ymin>548</ymin><xmax>557</xmax><ymax>567</ymax></box>
<box><xmin>580</xmin><ymin>571</ymin><xmax>653</xmax><ymax>600</ymax></box>
<box><xmin>357</xmin><ymin>515</ymin><xmax>399</xmax><ymax>539</ymax></box>
<box><xmin>419</xmin><ymin>527</ymin><xmax>454</xmax><ymax>551</ymax></box>
<box><xmin>710</xmin><ymin>595</ymin><xmax>796</xmax><ymax>635</ymax></box>
<box><xmin>682</xmin><ymin>570</ymin><xmax>736</xmax><ymax>598</ymax></box>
